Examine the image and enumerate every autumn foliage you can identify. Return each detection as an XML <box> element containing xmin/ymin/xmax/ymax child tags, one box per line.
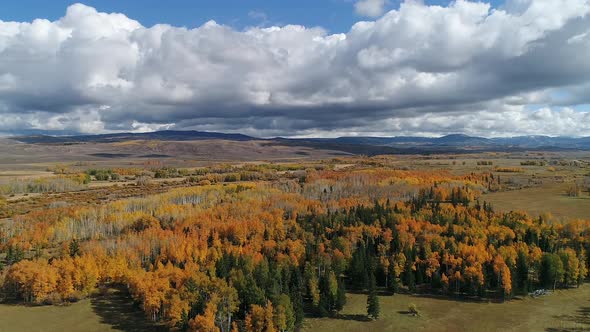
<box><xmin>1</xmin><ymin>167</ymin><xmax>589</xmax><ymax>331</ymax></box>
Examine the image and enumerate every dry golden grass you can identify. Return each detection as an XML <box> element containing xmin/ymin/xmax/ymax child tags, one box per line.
<box><xmin>483</xmin><ymin>181</ymin><xmax>590</xmax><ymax>221</ymax></box>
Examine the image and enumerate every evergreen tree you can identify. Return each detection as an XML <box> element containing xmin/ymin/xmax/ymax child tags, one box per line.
<box><xmin>349</xmin><ymin>242</ymin><xmax>369</xmax><ymax>290</ymax></box>
<box><xmin>516</xmin><ymin>250</ymin><xmax>529</xmax><ymax>293</ymax></box>
<box><xmin>367</xmin><ymin>271</ymin><xmax>380</xmax><ymax>320</ymax></box>
<box><xmin>335</xmin><ymin>278</ymin><xmax>347</xmax><ymax>311</ymax></box>
<box><xmin>403</xmin><ymin>250</ymin><xmax>416</xmax><ymax>292</ymax></box>
<box><xmin>69</xmin><ymin>239</ymin><xmax>80</xmax><ymax>258</ymax></box>
<box><xmin>289</xmin><ymin>268</ymin><xmax>305</xmax><ymax>327</ymax></box>
<box><xmin>6</xmin><ymin>245</ymin><xmax>24</xmax><ymax>265</ymax></box>
<box><xmin>176</xmin><ymin>309</ymin><xmax>190</xmax><ymax>332</ymax></box>
<box><xmin>317</xmin><ymin>268</ymin><xmax>339</xmax><ymax>317</ymax></box>
<box><xmin>386</xmin><ymin>261</ymin><xmax>397</xmax><ymax>294</ymax></box>
<box><xmin>318</xmin><ymin>292</ymin><xmax>330</xmax><ymax>317</ymax></box>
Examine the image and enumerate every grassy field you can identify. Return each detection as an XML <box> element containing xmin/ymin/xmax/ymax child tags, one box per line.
<box><xmin>1</xmin><ymin>286</ymin><xmax>588</xmax><ymax>332</ymax></box>
<box><xmin>483</xmin><ymin>180</ymin><xmax>590</xmax><ymax>221</ymax></box>
<box><xmin>303</xmin><ymin>286</ymin><xmax>590</xmax><ymax>332</ymax></box>
<box><xmin>0</xmin><ymin>288</ymin><xmax>164</xmax><ymax>332</ymax></box>
<box><xmin>416</xmin><ymin>152</ymin><xmax>590</xmax><ymax>221</ymax></box>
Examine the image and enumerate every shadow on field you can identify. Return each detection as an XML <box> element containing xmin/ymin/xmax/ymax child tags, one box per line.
<box><xmin>406</xmin><ymin>291</ymin><xmax>524</xmax><ymax>304</ymax></box>
<box><xmin>397</xmin><ymin>310</ymin><xmax>415</xmax><ymax>315</ymax></box>
<box><xmin>333</xmin><ymin>313</ymin><xmax>371</xmax><ymax>322</ymax></box>
<box><xmin>346</xmin><ymin>289</ymin><xmax>394</xmax><ymax>296</ymax></box>
<box><xmin>91</xmin><ymin>286</ymin><xmax>166</xmax><ymax>332</ymax></box>
<box><xmin>546</xmin><ymin>305</ymin><xmax>590</xmax><ymax>332</ymax></box>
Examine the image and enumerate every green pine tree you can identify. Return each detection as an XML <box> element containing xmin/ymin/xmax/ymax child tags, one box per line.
<box><xmin>336</xmin><ymin>278</ymin><xmax>347</xmax><ymax>311</ymax></box>
<box><xmin>367</xmin><ymin>271</ymin><xmax>380</xmax><ymax>320</ymax></box>
<box><xmin>69</xmin><ymin>239</ymin><xmax>81</xmax><ymax>258</ymax></box>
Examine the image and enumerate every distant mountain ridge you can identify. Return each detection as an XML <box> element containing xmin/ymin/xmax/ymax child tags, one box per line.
<box><xmin>9</xmin><ymin>130</ymin><xmax>590</xmax><ymax>152</ymax></box>
<box><xmin>11</xmin><ymin>130</ymin><xmax>255</xmax><ymax>144</ymax></box>
<box><xmin>305</xmin><ymin>134</ymin><xmax>590</xmax><ymax>149</ymax></box>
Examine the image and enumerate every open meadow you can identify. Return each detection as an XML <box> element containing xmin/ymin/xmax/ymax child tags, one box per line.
<box><xmin>1</xmin><ymin>285</ymin><xmax>588</xmax><ymax>332</ymax></box>
<box><xmin>0</xmin><ymin>287</ymin><xmax>165</xmax><ymax>332</ymax></box>
<box><xmin>303</xmin><ymin>285</ymin><xmax>590</xmax><ymax>332</ymax></box>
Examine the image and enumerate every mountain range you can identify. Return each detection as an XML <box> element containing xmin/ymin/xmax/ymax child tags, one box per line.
<box><xmin>305</xmin><ymin>134</ymin><xmax>590</xmax><ymax>149</ymax></box>
<box><xmin>9</xmin><ymin>131</ymin><xmax>590</xmax><ymax>154</ymax></box>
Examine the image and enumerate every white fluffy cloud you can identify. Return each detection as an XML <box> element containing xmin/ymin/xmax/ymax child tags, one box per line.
<box><xmin>355</xmin><ymin>0</ymin><xmax>388</xmax><ymax>17</ymax></box>
<box><xmin>0</xmin><ymin>1</ymin><xmax>590</xmax><ymax>137</ymax></box>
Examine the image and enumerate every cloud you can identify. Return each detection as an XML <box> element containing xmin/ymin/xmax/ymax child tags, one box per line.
<box><xmin>373</xmin><ymin>106</ymin><xmax>590</xmax><ymax>138</ymax></box>
<box><xmin>0</xmin><ymin>1</ymin><xmax>589</xmax><ymax>137</ymax></box>
<box><xmin>355</xmin><ymin>0</ymin><xmax>388</xmax><ymax>17</ymax></box>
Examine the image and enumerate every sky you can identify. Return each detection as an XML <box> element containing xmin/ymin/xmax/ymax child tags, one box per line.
<box><xmin>0</xmin><ymin>1</ymin><xmax>504</xmax><ymax>33</ymax></box>
<box><xmin>0</xmin><ymin>0</ymin><xmax>589</xmax><ymax>138</ymax></box>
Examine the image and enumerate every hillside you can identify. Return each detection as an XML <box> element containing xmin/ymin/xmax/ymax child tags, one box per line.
<box><xmin>11</xmin><ymin>131</ymin><xmax>590</xmax><ymax>154</ymax></box>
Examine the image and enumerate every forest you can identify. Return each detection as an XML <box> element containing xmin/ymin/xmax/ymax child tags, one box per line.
<box><xmin>1</xmin><ymin>165</ymin><xmax>589</xmax><ymax>331</ymax></box>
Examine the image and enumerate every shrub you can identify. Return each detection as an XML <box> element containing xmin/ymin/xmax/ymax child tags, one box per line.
<box><xmin>521</xmin><ymin>160</ymin><xmax>546</xmax><ymax>166</ymax></box>
<box><xmin>494</xmin><ymin>167</ymin><xmax>524</xmax><ymax>173</ymax></box>
<box><xmin>131</xmin><ymin>215</ymin><xmax>161</xmax><ymax>231</ymax></box>
<box><xmin>66</xmin><ymin>290</ymin><xmax>85</xmax><ymax>303</ymax></box>
<box><xmin>43</xmin><ymin>292</ymin><xmax>64</xmax><ymax>305</ymax></box>
<box><xmin>88</xmin><ymin>169</ymin><xmax>113</xmax><ymax>181</ymax></box>
<box><xmin>136</xmin><ymin>176</ymin><xmax>151</xmax><ymax>186</ymax></box>
<box><xmin>0</xmin><ymin>177</ymin><xmax>86</xmax><ymax>195</ymax></box>
<box><xmin>566</xmin><ymin>184</ymin><xmax>582</xmax><ymax>197</ymax></box>
<box><xmin>153</xmin><ymin>167</ymin><xmax>179</xmax><ymax>179</ymax></box>
<box><xmin>224</xmin><ymin>173</ymin><xmax>241</xmax><ymax>182</ymax></box>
